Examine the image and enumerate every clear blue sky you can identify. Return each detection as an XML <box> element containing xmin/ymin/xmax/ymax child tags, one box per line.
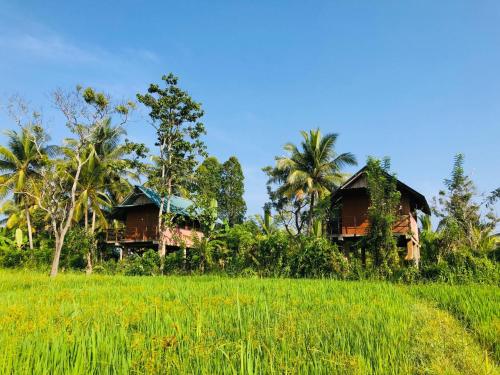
<box><xmin>1</xmin><ymin>1</ymin><xmax>499</xmax><ymax>218</ymax></box>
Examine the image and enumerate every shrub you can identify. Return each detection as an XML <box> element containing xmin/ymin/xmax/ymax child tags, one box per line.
<box><xmin>60</xmin><ymin>227</ymin><xmax>96</xmax><ymax>270</ymax></box>
<box><xmin>289</xmin><ymin>237</ymin><xmax>349</xmax><ymax>278</ymax></box>
<box><xmin>254</xmin><ymin>232</ymin><xmax>290</xmax><ymax>277</ymax></box>
<box><xmin>394</xmin><ymin>265</ymin><xmax>421</xmax><ymax>284</ymax></box>
<box><xmin>420</xmin><ymin>255</ymin><xmax>499</xmax><ymax>284</ymax></box>
<box><xmin>93</xmin><ymin>259</ymin><xmax>120</xmax><ymax>275</ymax></box>
<box><xmin>0</xmin><ymin>248</ymin><xmax>27</xmax><ymax>268</ymax></box>
<box><xmin>164</xmin><ymin>249</ymin><xmax>185</xmax><ymax>274</ymax></box>
<box><xmin>29</xmin><ymin>241</ymin><xmax>54</xmax><ymax>269</ymax></box>
<box><xmin>124</xmin><ymin>250</ymin><xmax>161</xmax><ymax>276</ymax></box>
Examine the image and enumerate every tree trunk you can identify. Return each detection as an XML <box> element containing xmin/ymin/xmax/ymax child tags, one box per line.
<box><xmin>91</xmin><ymin>211</ymin><xmax>96</xmax><ymax>234</ymax></box>
<box><xmin>84</xmin><ymin>199</ymin><xmax>89</xmax><ymax>231</ymax></box>
<box><xmin>50</xmin><ymin>160</ymin><xmax>84</xmax><ymax>277</ymax></box>
<box><xmin>86</xmin><ymin>252</ymin><xmax>93</xmax><ymax>275</ymax></box>
<box><xmin>50</xmin><ymin>233</ymin><xmax>63</xmax><ymax>277</ymax></box>
<box><xmin>25</xmin><ymin>204</ymin><xmax>34</xmax><ymax>250</ymax></box>
<box><xmin>158</xmin><ymin>142</ymin><xmax>168</xmax><ymax>262</ymax></box>
<box><xmin>158</xmin><ymin>196</ymin><xmax>166</xmax><ymax>258</ymax></box>
<box><xmin>308</xmin><ymin>192</ymin><xmax>315</xmax><ymax>234</ymax></box>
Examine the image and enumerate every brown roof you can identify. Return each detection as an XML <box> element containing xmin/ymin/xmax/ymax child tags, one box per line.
<box><xmin>331</xmin><ymin>166</ymin><xmax>431</xmax><ymax>214</ymax></box>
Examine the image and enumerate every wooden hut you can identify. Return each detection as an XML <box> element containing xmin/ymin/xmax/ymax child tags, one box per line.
<box><xmin>105</xmin><ymin>186</ymin><xmax>202</xmax><ymax>256</ymax></box>
<box><xmin>329</xmin><ymin>166</ymin><xmax>431</xmax><ymax>265</ymax></box>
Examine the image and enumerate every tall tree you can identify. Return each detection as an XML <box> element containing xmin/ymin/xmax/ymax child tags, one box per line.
<box><xmin>0</xmin><ymin>120</ymin><xmax>54</xmax><ymax>249</ymax></box>
<box><xmin>25</xmin><ymin>86</ymin><xmax>133</xmax><ymax>277</ymax></box>
<box><xmin>74</xmin><ymin>118</ymin><xmax>145</xmax><ymax>234</ymax></box>
<box><xmin>364</xmin><ymin>157</ymin><xmax>401</xmax><ymax>272</ymax></box>
<box><xmin>434</xmin><ymin>153</ymin><xmax>497</xmax><ymax>256</ymax></box>
<box><xmin>193</xmin><ymin>156</ymin><xmax>222</xmax><ymax>205</ymax></box>
<box><xmin>275</xmin><ymin>129</ymin><xmax>357</xmax><ymax>232</ymax></box>
<box><xmin>263</xmin><ymin>165</ymin><xmax>308</xmax><ymax>236</ymax></box>
<box><xmin>220</xmin><ymin>156</ymin><xmax>246</xmax><ymax>226</ymax></box>
<box><xmin>137</xmin><ymin>74</ymin><xmax>206</xmax><ymax>260</ymax></box>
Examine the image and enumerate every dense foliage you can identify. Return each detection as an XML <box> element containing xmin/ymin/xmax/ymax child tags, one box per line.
<box><xmin>0</xmin><ymin>74</ymin><xmax>498</xmax><ymax>283</ymax></box>
<box><xmin>137</xmin><ymin>73</ymin><xmax>206</xmax><ymax>259</ymax></box>
<box><xmin>192</xmin><ymin>155</ymin><xmax>247</xmax><ymax>225</ymax></box>
<box><xmin>364</xmin><ymin>157</ymin><xmax>401</xmax><ymax>274</ymax></box>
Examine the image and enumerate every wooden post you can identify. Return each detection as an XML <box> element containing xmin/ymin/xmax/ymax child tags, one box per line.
<box><xmin>342</xmin><ymin>241</ymin><xmax>349</xmax><ymax>257</ymax></box>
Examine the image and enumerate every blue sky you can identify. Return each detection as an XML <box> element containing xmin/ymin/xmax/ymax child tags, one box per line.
<box><xmin>1</xmin><ymin>1</ymin><xmax>499</xmax><ymax>218</ymax></box>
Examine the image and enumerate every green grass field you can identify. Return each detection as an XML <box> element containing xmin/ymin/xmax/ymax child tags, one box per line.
<box><xmin>0</xmin><ymin>271</ymin><xmax>498</xmax><ymax>374</ymax></box>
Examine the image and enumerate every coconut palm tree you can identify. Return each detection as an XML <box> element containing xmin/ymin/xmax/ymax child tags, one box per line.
<box><xmin>276</xmin><ymin>129</ymin><xmax>357</xmax><ymax>232</ymax></box>
<box><xmin>70</xmin><ymin>119</ymin><xmax>139</xmax><ymax>273</ymax></box>
<box><xmin>0</xmin><ymin>128</ymin><xmax>53</xmax><ymax>249</ymax></box>
<box><xmin>68</xmin><ymin>118</ymin><xmax>138</xmax><ymax>233</ymax></box>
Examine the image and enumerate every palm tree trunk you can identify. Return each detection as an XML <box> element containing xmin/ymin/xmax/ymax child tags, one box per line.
<box><xmin>84</xmin><ymin>204</ymin><xmax>89</xmax><ymax>231</ymax></box>
<box><xmin>25</xmin><ymin>204</ymin><xmax>34</xmax><ymax>250</ymax></box>
<box><xmin>85</xmin><ymin>211</ymin><xmax>97</xmax><ymax>275</ymax></box>
<box><xmin>91</xmin><ymin>210</ymin><xmax>96</xmax><ymax>234</ymax></box>
<box><xmin>308</xmin><ymin>192</ymin><xmax>315</xmax><ymax>234</ymax></box>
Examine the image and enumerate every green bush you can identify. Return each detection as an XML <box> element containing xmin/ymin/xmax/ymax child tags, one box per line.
<box><xmin>0</xmin><ymin>248</ymin><xmax>27</xmax><ymax>268</ymax></box>
<box><xmin>124</xmin><ymin>250</ymin><xmax>161</xmax><ymax>276</ymax></box>
<box><xmin>254</xmin><ymin>232</ymin><xmax>290</xmax><ymax>277</ymax></box>
<box><xmin>93</xmin><ymin>259</ymin><xmax>120</xmax><ymax>275</ymax></box>
<box><xmin>420</xmin><ymin>255</ymin><xmax>499</xmax><ymax>284</ymax></box>
<box><xmin>289</xmin><ymin>237</ymin><xmax>349</xmax><ymax>278</ymax></box>
<box><xmin>164</xmin><ymin>249</ymin><xmax>185</xmax><ymax>274</ymax></box>
<box><xmin>60</xmin><ymin>227</ymin><xmax>96</xmax><ymax>271</ymax></box>
<box><xmin>394</xmin><ymin>265</ymin><xmax>421</xmax><ymax>284</ymax></box>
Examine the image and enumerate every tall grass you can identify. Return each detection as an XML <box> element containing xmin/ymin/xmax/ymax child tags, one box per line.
<box><xmin>0</xmin><ymin>271</ymin><xmax>496</xmax><ymax>374</ymax></box>
<box><xmin>409</xmin><ymin>283</ymin><xmax>500</xmax><ymax>363</ymax></box>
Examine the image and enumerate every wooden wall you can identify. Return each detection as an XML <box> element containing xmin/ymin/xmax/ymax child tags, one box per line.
<box><xmin>339</xmin><ymin>189</ymin><xmax>415</xmax><ymax>236</ymax></box>
<box><xmin>125</xmin><ymin>204</ymin><xmax>159</xmax><ymax>241</ymax></box>
<box><xmin>122</xmin><ymin>204</ymin><xmax>203</xmax><ymax>247</ymax></box>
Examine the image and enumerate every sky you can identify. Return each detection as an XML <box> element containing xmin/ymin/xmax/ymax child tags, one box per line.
<box><xmin>0</xmin><ymin>1</ymin><xmax>499</xmax><ymax>219</ymax></box>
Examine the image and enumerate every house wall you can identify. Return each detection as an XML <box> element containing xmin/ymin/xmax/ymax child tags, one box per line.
<box><xmin>125</xmin><ymin>204</ymin><xmax>159</xmax><ymax>241</ymax></box>
<box><xmin>123</xmin><ymin>204</ymin><xmax>202</xmax><ymax>247</ymax></box>
<box><xmin>341</xmin><ymin>189</ymin><xmax>369</xmax><ymax>235</ymax></box>
<box><xmin>339</xmin><ymin>189</ymin><xmax>414</xmax><ymax>236</ymax></box>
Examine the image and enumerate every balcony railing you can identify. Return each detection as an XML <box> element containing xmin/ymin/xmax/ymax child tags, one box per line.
<box><xmin>330</xmin><ymin>214</ymin><xmax>414</xmax><ymax>236</ymax></box>
<box><xmin>105</xmin><ymin>226</ymin><xmax>159</xmax><ymax>243</ymax></box>
<box><xmin>105</xmin><ymin>226</ymin><xmax>203</xmax><ymax>247</ymax></box>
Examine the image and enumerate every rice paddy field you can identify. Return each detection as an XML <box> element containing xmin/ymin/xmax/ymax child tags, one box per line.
<box><xmin>0</xmin><ymin>271</ymin><xmax>498</xmax><ymax>374</ymax></box>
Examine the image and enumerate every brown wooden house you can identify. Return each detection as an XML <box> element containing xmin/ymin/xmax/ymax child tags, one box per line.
<box><xmin>105</xmin><ymin>186</ymin><xmax>203</xmax><ymax>257</ymax></box>
<box><xmin>329</xmin><ymin>166</ymin><xmax>431</xmax><ymax>265</ymax></box>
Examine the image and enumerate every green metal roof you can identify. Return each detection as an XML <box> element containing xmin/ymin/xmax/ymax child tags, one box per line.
<box><xmin>117</xmin><ymin>185</ymin><xmax>194</xmax><ymax>216</ymax></box>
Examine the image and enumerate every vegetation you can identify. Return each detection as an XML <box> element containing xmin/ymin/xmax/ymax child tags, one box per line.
<box><xmin>364</xmin><ymin>157</ymin><xmax>402</xmax><ymax>274</ymax></box>
<box><xmin>192</xmin><ymin>155</ymin><xmax>247</xmax><ymax>225</ymax></box>
<box><xmin>0</xmin><ymin>271</ymin><xmax>497</xmax><ymax>374</ymax></box>
<box><xmin>137</xmin><ymin>73</ymin><xmax>206</xmax><ymax>259</ymax></box>
<box><xmin>0</xmin><ymin>73</ymin><xmax>497</xmax><ymax>280</ymax></box>
<box><xmin>220</xmin><ymin>156</ymin><xmax>247</xmax><ymax>225</ymax></box>
<box><xmin>410</xmin><ymin>283</ymin><xmax>500</xmax><ymax>363</ymax></box>
<box><xmin>264</xmin><ymin>129</ymin><xmax>357</xmax><ymax>236</ymax></box>
<box><xmin>0</xmin><ymin>72</ymin><xmax>498</xmax><ymax>374</ymax></box>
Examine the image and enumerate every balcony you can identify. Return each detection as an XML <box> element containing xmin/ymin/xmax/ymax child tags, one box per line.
<box><xmin>105</xmin><ymin>226</ymin><xmax>203</xmax><ymax>247</ymax></box>
<box><xmin>330</xmin><ymin>214</ymin><xmax>415</xmax><ymax>237</ymax></box>
<box><xmin>105</xmin><ymin>226</ymin><xmax>159</xmax><ymax>243</ymax></box>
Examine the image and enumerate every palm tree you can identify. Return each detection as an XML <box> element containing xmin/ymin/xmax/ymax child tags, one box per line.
<box><xmin>70</xmin><ymin>119</ymin><xmax>138</xmax><ymax>273</ymax></box>
<box><xmin>0</xmin><ymin>128</ymin><xmax>53</xmax><ymax>249</ymax></box>
<box><xmin>276</xmin><ymin>129</ymin><xmax>357</xmax><ymax>231</ymax></box>
<box><xmin>69</xmin><ymin>118</ymin><xmax>137</xmax><ymax>232</ymax></box>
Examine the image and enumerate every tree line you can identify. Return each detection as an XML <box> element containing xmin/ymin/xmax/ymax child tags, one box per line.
<box><xmin>0</xmin><ymin>73</ymin><xmax>498</xmax><ymax>281</ymax></box>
